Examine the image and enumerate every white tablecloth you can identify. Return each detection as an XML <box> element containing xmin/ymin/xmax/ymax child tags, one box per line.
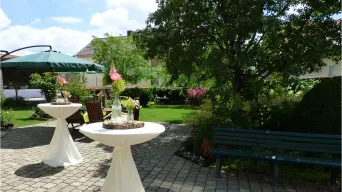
<box><xmin>38</xmin><ymin>103</ymin><xmax>83</xmax><ymax>167</ymax></box>
<box><xmin>80</xmin><ymin>122</ymin><xmax>165</xmax><ymax>192</ymax></box>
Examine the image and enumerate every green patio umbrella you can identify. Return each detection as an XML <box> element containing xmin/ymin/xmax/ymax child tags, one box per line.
<box><xmin>1</xmin><ymin>50</ymin><xmax>104</xmax><ymax>72</ymax></box>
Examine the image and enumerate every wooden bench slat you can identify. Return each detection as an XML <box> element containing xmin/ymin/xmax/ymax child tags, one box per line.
<box><xmin>213</xmin><ymin>135</ymin><xmax>341</xmax><ymax>151</ymax></box>
<box><xmin>211</xmin><ymin>127</ymin><xmax>341</xmax><ymax>182</ymax></box>
<box><xmin>213</xmin><ymin>139</ymin><xmax>341</xmax><ymax>154</ymax></box>
<box><xmin>211</xmin><ymin>148</ymin><xmax>341</xmax><ymax>167</ymax></box>
<box><xmin>214</xmin><ymin>127</ymin><xmax>342</xmax><ymax>139</ymax></box>
<box><xmin>213</xmin><ymin>131</ymin><xmax>341</xmax><ymax>144</ymax></box>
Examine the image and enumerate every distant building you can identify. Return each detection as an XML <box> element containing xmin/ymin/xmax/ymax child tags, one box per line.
<box><xmin>300</xmin><ymin>59</ymin><xmax>341</xmax><ymax>79</ymax></box>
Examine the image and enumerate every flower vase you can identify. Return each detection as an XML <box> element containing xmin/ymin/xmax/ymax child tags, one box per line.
<box><xmin>127</xmin><ymin>109</ymin><xmax>134</xmax><ymax>123</ymax></box>
<box><xmin>55</xmin><ymin>90</ymin><xmax>63</xmax><ymax>103</ymax></box>
<box><xmin>111</xmin><ymin>95</ymin><xmax>122</xmax><ymax>123</ymax></box>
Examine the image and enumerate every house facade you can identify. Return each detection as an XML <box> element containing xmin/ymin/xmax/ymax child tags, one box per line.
<box><xmin>300</xmin><ymin>59</ymin><xmax>341</xmax><ymax>79</ymax></box>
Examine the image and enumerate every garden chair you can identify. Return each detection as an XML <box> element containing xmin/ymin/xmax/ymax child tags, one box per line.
<box><xmin>85</xmin><ymin>100</ymin><xmax>110</xmax><ymax>123</ymax></box>
<box><xmin>105</xmin><ymin>89</ymin><xmax>111</xmax><ymax>100</ymax></box>
<box><xmin>66</xmin><ymin>99</ymin><xmax>85</xmax><ymax>131</ymax></box>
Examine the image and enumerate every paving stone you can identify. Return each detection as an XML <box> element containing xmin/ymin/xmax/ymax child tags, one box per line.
<box><xmin>1</xmin><ymin>122</ymin><xmax>341</xmax><ymax>192</ymax></box>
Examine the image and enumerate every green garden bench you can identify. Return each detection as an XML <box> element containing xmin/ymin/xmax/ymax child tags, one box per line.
<box><xmin>211</xmin><ymin>128</ymin><xmax>341</xmax><ymax>183</ymax></box>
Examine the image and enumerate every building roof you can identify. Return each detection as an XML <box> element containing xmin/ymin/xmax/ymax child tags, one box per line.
<box><xmin>74</xmin><ymin>38</ymin><xmax>106</xmax><ymax>57</ymax></box>
<box><xmin>0</xmin><ymin>54</ymin><xmax>18</xmax><ymax>61</ymax></box>
<box><xmin>75</xmin><ymin>30</ymin><xmax>133</xmax><ymax>57</ymax></box>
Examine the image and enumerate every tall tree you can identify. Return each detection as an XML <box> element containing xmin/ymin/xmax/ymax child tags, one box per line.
<box><xmin>91</xmin><ymin>34</ymin><xmax>155</xmax><ymax>85</ymax></box>
<box><xmin>135</xmin><ymin>0</ymin><xmax>341</xmax><ymax>98</ymax></box>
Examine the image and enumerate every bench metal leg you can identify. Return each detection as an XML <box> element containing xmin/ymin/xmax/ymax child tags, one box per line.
<box><xmin>340</xmin><ymin>170</ymin><xmax>342</xmax><ymax>192</ymax></box>
<box><xmin>273</xmin><ymin>163</ymin><xmax>279</xmax><ymax>183</ymax></box>
<box><xmin>215</xmin><ymin>156</ymin><xmax>222</xmax><ymax>178</ymax></box>
<box><xmin>330</xmin><ymin>171</ymin><xmax>337</xmax><ymax>185</ymax></box>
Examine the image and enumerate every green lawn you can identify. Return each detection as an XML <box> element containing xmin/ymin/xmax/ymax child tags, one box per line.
<box><xmin>6</xmin><ymin>104</ymin><xmax>195</xmax><ymax>127</ymax></box>
<box><xmin>10</xmin><ymin>108</ymin><xmax>48</xmax><ymax>127</ymax></box>
<box><xmin>83</xmin><ymin>105</ymin><xmax>195</xmax><ymax>124</ymax></box>
<box><xmin>139</xmin><ymin>105</ymin><xmax>196</xmax><ymax>124</ymax></box>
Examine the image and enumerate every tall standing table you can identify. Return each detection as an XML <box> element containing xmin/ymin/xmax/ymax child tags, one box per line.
<box><xmin>80</xmin><ymin>122</ymin><xmax>165</xmax><ymax>192</ymax></box>
<box><xmin>38</xmin><ymin>103</ymin><xmax>83</xmax><ymax>167</ymax></box>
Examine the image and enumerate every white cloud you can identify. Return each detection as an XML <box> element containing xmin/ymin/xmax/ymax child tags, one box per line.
<box><xmin>0</xmin><ymin>25</ymin><xmax>92</xmax><ymax>56</ymax></box>
<box><xmin>0</xmin><ymin>0</ymin><xmax>158</xmax><ymax>56</ymax></box>
<box><xmin>50</xmin><ymin>16</ymin><xmax>83</xmax><ymax>24</ymax></box>
<box><xmin>30</xmin><ymin>18</ymin><xmax>41</xmax><ymax>25</ymax></box>
<box><xmin>0</xmin><ymin>8</ymin><xmax>11</xmax><ymax>29</ymax></box>
<box><xmin>90</xmin><ymin>7</ymin><xmax>144</xmax><ymax>36</ymax></box>
<box><xmin>106</xmin><ymin>0</ymin><xmax>157</xmax><ymax>13</ymax></box>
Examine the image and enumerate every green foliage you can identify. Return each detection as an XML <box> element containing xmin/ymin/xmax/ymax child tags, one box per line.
<box><xmin>30</xmin><ymin>106</ymin><xmax>52</xmax><ymax>120</ymax></box>
<box><xmin>66</xmin><ymin>74</ymin><xmax>90</xmax><ymax>101</ymax></box>
<box><xmin>135</xmin><ymin>0</ymin><xmax>340</xmax><ymax>99</ymax></box>
<box><xmin>150</xmin><ymin>87</ymin><xmax>187</xmax><ymax>102</ymax></box>
<box><xmin>121</xmin><ymin>97</ymin><xmax>136</xmax><ymax>110</ymax></box>
<box><xmin>29</xmin><ymin>73</ymin><xmax>58</xmax><ymax>102</ymax></box>
<box><xmin>1</xmin><ymin>94</ymin><xmax>5</xmax><ymax>106</ymax></box>
<box><xmin>256</xmin><ymin>75</ymin><xmax>318</xmax><ymax>131</ymax></box>
<box><xmin>121</xmin><ymin>88</ymin><xmax>150</xmax><ymax>107</ymax></box>
<box><xmin>2</xmin><ymin>97</ymin><xmax>27</xmax><ymax>107</ymax></box>
<box><xmin>111</xmin><ymin>80</ymin><xmax>126</xmax><ymax>96</ymax></box>
<box><xmin>222</xmin><ymin>159</ymin><xmax>333</xmax><ymax>182</ymax></box>
<box><xmin>185</xmin><ymin>100</ymin><xmax>216</xmax><ymax>154</ymax></box>
<box><xmin>121</xmin><ymin>87</ymin><xmax>188</xmax><ymax>107</ymax></box>
<box><xmin>0</xmin><ymin>109</ymin><xmax>14</xmax><ymax>125</ymax></box>
<box><xmin>91</xmin><ymin>34</ymin><xmax>154</xmax><ymax>85</ymax></box>
<box><xmin>291</xmin><ymin>76</ymin><xmax>341</xmax><ymax>134</ymax></box>
<box><xmin>147</xmin><ymin>101</ymin><xmax>155</xmax><ymax>107</ymax></box>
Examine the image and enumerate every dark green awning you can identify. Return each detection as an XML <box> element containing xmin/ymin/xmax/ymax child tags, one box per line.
<box><xmin>1</xmin><ymin>50</ymin><xmax>104</xmax><ymax>72</ymax></box>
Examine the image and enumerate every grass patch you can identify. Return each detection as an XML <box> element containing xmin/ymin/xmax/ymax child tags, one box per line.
<box><xmin>9</xmin><ymin>108</ymin><xmax>49</xmax><ymax>127</ymax></box>
<box><xmin>83</xmin><ymin>105</ymin><xmax>196</xmax><ymax>124</ymax></box>
<box><xmin>140</xmin><ymin>105</ymin><xmax>196</xmax><ymax>123</ymax></box>
<box><xmin>6</xmin><ymin>104</ymin><xmax>196</xmax><ymax>127</ymax></box>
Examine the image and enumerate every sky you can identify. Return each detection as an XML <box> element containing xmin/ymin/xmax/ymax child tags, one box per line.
<box><xmin>0</xmin><ymin>1</ymin><xmax>340</xmax><ymax>57</ymax></box>
<box><xmin>0</xmin><ymin>0</ymin><xmax>158</xmax><ymax>56</ymax></box>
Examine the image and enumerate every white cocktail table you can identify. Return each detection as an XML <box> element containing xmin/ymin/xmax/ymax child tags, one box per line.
<box><xmin>80</xmin><ymin>122</ymin><xmax>165</xmax><ymax>192</ymax></box>
<box><xmin>38</xmin><ymin>103</ymin><xmax>83</xmax><ymax>167</ymax></box>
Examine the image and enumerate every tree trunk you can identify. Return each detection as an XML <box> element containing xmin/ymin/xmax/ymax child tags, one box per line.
<box><xmin>232</xmin><ymin>67</ymin><xmax>243</xmax><ymax>94</ymax></box>
<box><xmin>0</xmin><ymin>69</ymin><xmax>3</xmax><ymax>97</ymax></box>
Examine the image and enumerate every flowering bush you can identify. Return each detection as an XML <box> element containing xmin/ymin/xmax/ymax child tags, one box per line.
<box><xmin>110</xmin><ymin>66</ymin><xmax>125</xmax><ymax>96</ymax></box>
<box><xmin>185</xmin><ymin>88</ymin><xmax>207</xmax><ymax>106</ymax></box>
<box><xmin>57</xmin><ymin>76</ymin><xmax>67</xmax><ymax>85</ymax></box>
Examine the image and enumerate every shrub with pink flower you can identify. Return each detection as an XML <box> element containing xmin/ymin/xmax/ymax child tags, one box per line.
<box><xmin>185</xmin><ymin>88</ymin><xmax>207</xmax><ymax>106</ymax></box>
<box><xmin>56</xmin><ymin>76</ymin><xmax>68</xmax><ymax>91</ymax></box>
<box><xmin>56</xmin><ymin>76</ymin><xmax>67</xmax><ymax>85</ymax></box>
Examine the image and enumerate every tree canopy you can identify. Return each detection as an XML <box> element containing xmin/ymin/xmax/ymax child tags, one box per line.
<box><xmin>135</xmin><ymin>0</ymin><xmax>341</xmax><ymax>98</ymax></box>
<box><xmin>91</xmin><ymin>34</ymin><xmax>156</xmax><ymax>85</ymax></box>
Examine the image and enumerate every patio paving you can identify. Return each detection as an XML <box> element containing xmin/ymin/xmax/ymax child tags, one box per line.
<box><xmin>1</xmin><ymin>122</ymin><xmax>340</xmax><ymax>192</ymax></box>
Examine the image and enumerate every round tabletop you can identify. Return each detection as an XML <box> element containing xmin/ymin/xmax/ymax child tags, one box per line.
<box><xmin>80</xmin><ymin>122</ymin><xmax>165</xmax><ymax>147</ymax></box>
<box><xmin>38</xmin><ymin>103</ymin><xmax>82</xmax><ymax>119</ymax></box>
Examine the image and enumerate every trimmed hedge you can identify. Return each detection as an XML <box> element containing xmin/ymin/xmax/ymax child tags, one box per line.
<box><xmin>120</xmin><ymin>87</ymin><xmax>187</xmax><ymax>107</ymax></box>
<box><xmin>291</xmin><ymin>76</ymin><xmax>341</xmax><ymax>134</ymax></box>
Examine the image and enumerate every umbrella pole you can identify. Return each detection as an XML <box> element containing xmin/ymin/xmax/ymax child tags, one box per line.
<box><xmin>1</xmin><ymin>45</ymin><xmax>52</xmax><ymax>59</ymax></box>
